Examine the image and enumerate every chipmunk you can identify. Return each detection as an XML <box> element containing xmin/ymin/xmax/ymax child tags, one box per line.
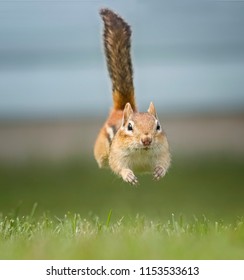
<box><xmin>94</xmin><ymin>8</ymin><xmax>171</xmax><ymax>185</ymax></box>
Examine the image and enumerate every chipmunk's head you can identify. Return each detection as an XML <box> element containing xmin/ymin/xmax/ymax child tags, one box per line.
<box><xmin>119</xmin><ymin>102</ymin><xmax>167</xmax><ymax>150</ymax></box>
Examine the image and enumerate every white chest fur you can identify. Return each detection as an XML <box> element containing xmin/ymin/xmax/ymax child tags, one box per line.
<box><xmin>126</xmin><ymin>148</ymin><xmax>157</xmax><ymax>173</ymax></box>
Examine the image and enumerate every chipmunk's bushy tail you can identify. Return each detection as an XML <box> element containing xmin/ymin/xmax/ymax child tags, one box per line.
<box><xmin>100</xmin><ymin>8</ymin><xmax>136</xmax><ymax>111</ymax></box>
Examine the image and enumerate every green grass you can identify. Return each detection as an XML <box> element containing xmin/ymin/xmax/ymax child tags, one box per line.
<box><xmin>0</xmin><ymin>155</ymin><xmax>244</xmax><ymax>221</ymax></box>
<box><xmin>0</xmin><ymin>210</ymin><xmax>244</xmax><ymax>259</ymax></box>
<box><xmin>0</xmin><ymin>155</ymin><xmax>244</xmax><ymax>259</ymax></box>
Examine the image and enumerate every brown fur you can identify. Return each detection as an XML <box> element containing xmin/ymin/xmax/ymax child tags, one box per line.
<box><xmin>100</xmin><ymin>8</ymin><xmax>136</xmax><ymax>111</ymax></box>
<box><xmin>94</xmin><ymin>9</ymin><xmax>171</xmax><ymax>184</ymax></box>
<box><xmin>108</xmin><ymin>103</ymin><xmax>171</xmax><ymax>184</ymax></box>
<box><xmin>94</xmin><ymin>109</ymin><xmax>123</xmax><ymax>167</ymax></box>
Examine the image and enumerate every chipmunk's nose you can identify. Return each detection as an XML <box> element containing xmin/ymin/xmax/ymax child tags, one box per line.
<box><xmin>141</xmin><ymin>135</ymin><xmax>152</xmax><ymax>147</ymax></box>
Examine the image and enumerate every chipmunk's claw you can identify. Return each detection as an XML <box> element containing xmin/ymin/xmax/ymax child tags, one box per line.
<box><xmin>121</xmin><ymin>169</ymin><xmax>138</xmax><ymax>186</ymax></box>
<box><xmin>153</xmin><ymin>166</ymin><xmax>166</xmax><ymax>181</ymax></box>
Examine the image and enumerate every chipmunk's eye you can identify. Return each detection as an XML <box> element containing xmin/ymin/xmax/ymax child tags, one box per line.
<box><xmin>156</xmin><ymin>122</ymin><xmax>161</xmax><ymax>131</ymax></box>
<box><xmin>127</xmin><ymin>122</ymin><xmax>133</xmax><ymax>131</ymax></box>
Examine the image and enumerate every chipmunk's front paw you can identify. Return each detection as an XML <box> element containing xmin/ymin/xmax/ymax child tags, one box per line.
<box><xmin>153</xmin><ymin>166</ymin><xmax>166</xmax><ymax>181</ymax></box>
<box><xmin>121</xmin><ymin>168</ymin><xmax>138</xmax><ymax>185</ymax></box>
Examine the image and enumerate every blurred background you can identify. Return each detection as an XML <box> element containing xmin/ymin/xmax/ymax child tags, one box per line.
<box><xmin>0</xmin><ymin>0</ymin><xmax>244</xmax><ymax>221</ymax></box>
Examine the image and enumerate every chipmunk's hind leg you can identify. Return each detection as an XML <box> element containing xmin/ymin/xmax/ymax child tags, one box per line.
<box><xmin>94</xmin><ymin>128</ymin><xmax>110</xmax><ymax>168</ymax></box>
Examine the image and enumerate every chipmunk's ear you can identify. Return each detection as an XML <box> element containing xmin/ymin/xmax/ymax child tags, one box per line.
<box><xmin>147</xmin><ymin>102</ymin><xmax>158</xmax><ymax>118</ymax></box>
<box><xmin>122</xmin><ymin>103</ymin><xmax>133</xmax><ymax>126</ymax></box>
